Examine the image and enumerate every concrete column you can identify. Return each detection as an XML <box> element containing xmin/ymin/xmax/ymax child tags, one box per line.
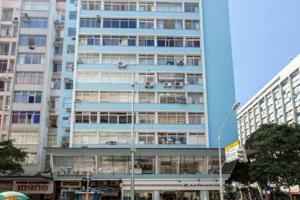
<box><xmin>200</xmin><ymin>190</ymin><xmax>209</xmax><ymax>200</ymax></box>
<box><xmin>153</xmin><ymin>191</ymin><xmax>160</xmax><ymax>200</ymax></box>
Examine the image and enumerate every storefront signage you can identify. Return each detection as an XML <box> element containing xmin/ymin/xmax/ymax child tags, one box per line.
<box><xmin>225</xmin><ymin>140</ymin><xmax>240</xmax><ymax>163</ymax></box>
<box><xmin>182</xmin><ymin>183</ymin><xmax>219</xmax><ymax>187</ymax></box>
<box><xmin>13</xmin><ymin>181</ymin><xmax>53</xmax><ymax>194</ymax></box>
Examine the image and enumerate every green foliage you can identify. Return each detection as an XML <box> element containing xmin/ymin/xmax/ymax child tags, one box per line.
<box><xmin>231</xmin><ymin>124</ymin><xmax>300</xmax><ymax>189</ymax></box>
<box><xmin>0</xmin><ymin>140</ymin><xmax>27</xmax><ymax>174</ymax></box>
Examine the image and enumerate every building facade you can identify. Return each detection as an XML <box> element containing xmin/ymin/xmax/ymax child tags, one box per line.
<box><xmin>1</xmin><ymin>0</ymin><xmax>238</xmax><ymax>199</ymax></box>
<box><xmin>237</xmin><ymin>55</ymin><xmax>300</xmax><ymax>145</ymax></box>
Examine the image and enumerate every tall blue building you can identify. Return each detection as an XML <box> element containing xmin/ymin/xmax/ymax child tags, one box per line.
<box><xmin>49</xmin><ymin>0</ymin><xmax>238</xmax><ymax>199</ymax></box>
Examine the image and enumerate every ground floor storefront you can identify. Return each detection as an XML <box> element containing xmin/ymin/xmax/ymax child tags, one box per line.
<box><xmin>0</xmin><ymin>176</ymin><xmax>54</xmax><ymax>200</ymax></box>
<box><xmin>57</xmin><ymin>179</ymin><xmax>221</xmax><ymax>200</ymax></box>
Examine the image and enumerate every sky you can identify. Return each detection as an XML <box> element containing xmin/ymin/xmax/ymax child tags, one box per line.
<box><xmin>228</xmin><ymin>0</ymin><xmax>300</xmax><ymax>105</ymax></box>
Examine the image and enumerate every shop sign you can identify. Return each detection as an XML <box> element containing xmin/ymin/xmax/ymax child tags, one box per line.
<box><xmin>61</xmin><ymin>181</ymin><xmax>81</xmax><ymax>187</ymax></box>
<box><xmin>13</xmin><ymin>181</ymin><xmax>53</xmax><ymax>194</ymax></box>
<box><xmin>225</xmin><ymin>140</ymin><xmax>240</xmax><ymax>163</ymax></box>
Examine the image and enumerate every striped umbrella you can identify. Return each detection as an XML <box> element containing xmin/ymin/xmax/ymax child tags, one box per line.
<box><xmin>0</xmin><ymin>191</ymin><xmax>29</xmax><ymax>200</ymax></box>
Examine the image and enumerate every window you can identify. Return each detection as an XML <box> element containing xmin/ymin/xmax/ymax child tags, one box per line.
<box><xmin>19</xmin><ymin>35</ymin><xmax>47</xmax><ymax>47</ymax></box>
<box><xmin>97</xmin><ymin>132</ymin><xmax>131</xmax><ymax>145</ymax></box>
<box><xmin>23</xmin><ymin>0</ymin><xmax>49</xmax><ymax>10</ymax></box>
<box><xmin>80</xmin><ymin>18</ymin><xmax>101</xmax><ymax>28</ymax></box>
<box><xmin>102</xmin><ymin>54</ymin><xmax>137</xmax><ymax>65</ymax></box>
<box><xmin>184</xmin><ymin>3</ymin><xmax>199</xmax><ymax>12</ymax></box>
<box><xmin>158</xmin><ymin>112</ymin><xmax>186</xmax><ymax>124</ymax></box>
<box><xmin>100</xmin><ymin>92</ymin><xmax>131</xmax><ymax>103</ymax></box>
<box><xmin>2</xmin><ymin>10</ymin><xmax>13</xmax><ymax>21</ymax></box>
<box><xmin>138</xmin><ymin>133</ymin><xmax>155</xmax><ymax>144</ymax></box>
<box><xmin>157</xmin><ymin>73</ymin><xmax>184</xmax><ymax>83</ymax></box>
<box><xmin>139</xmin><ymin>2</ymin><xmax>154</xmax><ymax>11</ymax></box>
<box><xmin>186</xmin><ymin>56</ymin><xmax>201</xmax><ymax>66</ymax></box>
<box><xmin>158</xmin><ymin>133</ymin><xmax>186</xmax><ymax>145</ymax></box>
<box><xmin>66</xmin><ymin>62</ymin><xmax>74</xmax><ymax>71</ymax></box>
<box><xmin>156</xmin><ymin>3</ymin><xmax>182</xmax><ymax>12</ymax></box>
<box><xmin>138</xmin><ymin>36</ymin><xmax>154</xmax><ymax>46</ymax></box>
<box><xmin>100</xmin><ymin>112</ymin><xmax>132</xmax><ymax>124</ymax></box>
<box><xmin>139</xmin><ymin>92</ymin><xmax>155</xmax><ymax>103</ymax></box>
<box><xmin>67</xmin><ymin>45</ymin><xmax>75</xmax><ymax>54</ymax></box>
<box><xmin>81</xmin><ymin>0</ymin><xmax>101</xmax><ymax>10</ymax></box>
<box><xmin>103</xmin><ymin>18</ymin><xmax>137</xmax><ymax>28</ymax></box>
<box><xmin>12</xmin><ymin>111</ymin><xmax>40</xmax><ymax>124</ymax></box>
<box><xmin>78</xmin><ymin>53</ymin><xmax>100</xmax><ymax>64</ymax></box>
<box><xmin>185</xmin><ymin>20</ymin><xmax>200</xmax><ymax>30</ymax></box>
<box><xmin>185</xmin><ymin>38</ymin><xmax>200</xmax><ymax>48</ymax></box>
<box><xmin>75</xmin><ymin>112</ymin><xmax>98</xmax><ymax>124</ymax></box>
<box><xmin>159</xmin><ymin>92</ymin><xmax>186</xmax><ymax>104</ymax></box>
<box><xmin>16</xmin><ymin>72</ymin><xmax>43</xmax><ymax>84</ymax></box>
<box><xmin>187</xmin><ymin>74</ymin><xmax>202</xmax><ymax>84</ymax></box>
<box><xmin>0</xmin><ymin>25</ymin><xmax>11</xmax><ymax>37</ymax></box>
<box><xmin>76</xmin><ymin>91</ymin><xmax>98</xmax><ymax>103</ymax></box>
<box><xmin>69</xmin><ymin>11</ymin><xmax>77</xmax><ymax>20</ymax></box>
<box><xmin>188</xmin><ymin>113</ymin><xmax>205</xmax><ymax>124</ymax></box>
<box><xmin>157</xmin><ymin>37</ymin><xmax>183</xmax><ymax>47</ymax></box>
<box><xmin>139</xmin><ymin>19</ymin><xmax>154</xmax><ymax>29</ymax></box>
<box><xmin>157</xmin><ymin>20</ymin><xmax>183</xmax><ymax>29</ymax></box>
<box><xmin>14</xmin><ymin>91</ymin><xmax>42</xmax><ymax>104</ymax></box>
<box><xmin>21</xmin><ymin>18</ymin><xmax>48</xmax><ymax>28</ymax></box>
<box><xmin>0</xmin><ymin>60</ymin><xmax>8</xmax><ymax>72</ymax></box>
<box><xmin>79</xmin><ymin>35</ymin><xmax>101</xmax><ymax>45</ymax></box>
<box><xmin>18</xmin><ymin>53</ymin><xmax>45</xmax><ymax>64</ymax></box>
<box><xmin>52</xmin><ymin>79</ymin><xmax>61</xmax><ymax>90</ymax></box>
<box><xmin>139</xmin><ymin>55</ymin><xmax>154</xmax><ymax>65</ymax></box>
<box><xmin>104</xmin><ymin>1</ymin><xmax>136</xmax><ymax>11</ymax></box>
<box><xmin>188</xmin><ymin>133</ymin><xmax>205</xmax><ymax>145</ymax></box>
<box><xmin>103</xmin><ymin>36</ymin><xmax>136</xmax><ymax>46</ymax></box>
<box><xmin>11</xmin><ymin>132</ymin><xmax>39</xmax><ymax>145</ymax></box>
<box><xmin>53</xmin><ymin>61</ymin><xmax>62</xmax><ymax>72</ymax></box>
<box><xmin>68</xmin><ymin>28</ymin><xmax>76</xmax><ymax>37</ymax></box>
<box><xmin>138</xmin><ymin>112</ymin><xmax>155</xmax><ymax>124</ymax></box>
<box><xmin>188</xmin><ymin>92</ymin><xmax>203</xmax><ymax>104</ymax></box>
<box><xmin>157</xmin><ymin>55</ymin><xmax>184</xmax><ymax>66</ymax></box>
<box><xmin>0</xmin><ymin>43</ymin><xmax>9</xmax><ymax>55</ymax></box>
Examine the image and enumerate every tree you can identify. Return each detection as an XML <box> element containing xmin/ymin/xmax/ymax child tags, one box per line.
<box><xmin>0</xmin><ymin>140</ymin><xmax>27</xmax><ymax>174</ymax></box>
<box><xmin>230</xmin><ymin>124</ymin><xmax>300</xmax><ymax>199</ymax></box>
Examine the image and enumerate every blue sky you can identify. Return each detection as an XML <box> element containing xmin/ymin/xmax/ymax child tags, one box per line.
<box><xmin>228</xmin><ymin>0</ymin><xmax>300</xmax><ymax>105</ymax></box>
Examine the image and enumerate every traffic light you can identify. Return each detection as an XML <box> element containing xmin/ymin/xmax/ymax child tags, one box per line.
<box><xmin>237</xmin><ymin>148</ymin><xmax>248</xmax><ymax>163</ymax></box>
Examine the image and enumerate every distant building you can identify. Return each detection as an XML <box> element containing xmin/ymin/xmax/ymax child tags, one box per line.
<box><xmin>237</xmin><ymin>54</ymin><xmax>300</xmax><ymax>144</ymax></box>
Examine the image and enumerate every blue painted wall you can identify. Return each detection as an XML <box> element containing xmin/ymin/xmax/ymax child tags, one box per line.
<box><xmin>202</xmin><ymin>0</ymin><xmax>238</xmax><ymax>147</ymax></box>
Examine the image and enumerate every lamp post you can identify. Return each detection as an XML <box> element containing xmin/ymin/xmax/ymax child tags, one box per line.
<box><xmin>130</xmin><ymin>73</ymin><xmax>136</xmax><ymax>200</ymax></box>
<box><xmin>218</xmin><ymin>102</ymin><xmax>240</xmax><ymax>200</ymax></box>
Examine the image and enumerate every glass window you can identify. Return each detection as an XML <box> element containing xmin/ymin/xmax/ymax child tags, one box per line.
<box><xmin>184</xmin><ymin>3</ymin><xmax>199</xmax><ymax>12</ymax></box>
<box><xmin>21</xmin><ymin>18</ymin><xmax>48</xmax><ymax>28</ymax></box>
<box><xmin>156</xmin><ymin>3</ymin><xmax>182</xmax><ymax>12</ymax></box>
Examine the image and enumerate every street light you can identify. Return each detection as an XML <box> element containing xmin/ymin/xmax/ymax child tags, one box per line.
<box><xmin>218</xmin><ymin>102</ymin><xmax>240</xmax><ymax>200</ymax></box>
<box><xmin>130</xmin><ymin>72</ymin><xmax>136</xmax><ymax>200</ymax></box>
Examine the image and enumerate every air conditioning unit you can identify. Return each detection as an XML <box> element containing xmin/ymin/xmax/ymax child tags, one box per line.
<box><xmin>66</xmin><ymin>108</ymin><xmax>71</xmax><ymax>112</ymax></box>
<box><xmin>118</xmin><ymin>62</ymin><xmax>127</xmax><ymax>69</ymax></box>
<box><xmin>65</xmin><ymin>127</ymin><xmax>70</xmax><ymax>132</ymax></box>
<box><xmin>96</xmin><ymin>15</ymin><xmax>101</xmax><ymax>21</ymax></box>
<box><xmin>75</xmin><ymin>99</ymin><xmax>81</xmax><ymax>103</ymax></box>
<box><xmin>164</xmin><ymin>82</ymin><xmax>172</xmax><ymax>88</ymax></box>
<box><xmin>13</xmin><ymin>17</ymin><xmax>19</xmax><ymax>23</ymax></box>
<box><xmin>72</xmin><ymin>37</ymin><xmax>76</xmax><ymax>40</ymax></box>
<box><xmin>29</xmin><ymin>45</ymin><xmax>35</xmax><ymax>50</ymax></box>
<box><xmin>77</xmin><ymin>59</ymin><xmax>84</xmax><ymax>64</ymax></box>
<box><xmin>106</xmin><ymin>141</ymin><xmax>117</xmax><ymax>145</ymax></box>
<box><xmin>145</xmin><ymin>81</ymin><xmax>154</xmax><ymax>89</ymax></box>
<box><xmin>21</xmin><ymin>13</ymin><xmax>30</xmax><ymax>21</ymax></box>
<box><xmin>175</xmin><ymin>81</ymin><xmax>184</xmax><ymax>88</ymax></box>
<box><xmin>176</xmin><ymin>60</ymin><xmax>184</xmax><ymax>66</ymax></box>
<box><xmin>81</xmin><ymin>145</ymin><xmax>88</xmax><ymax>148</ymax></box>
